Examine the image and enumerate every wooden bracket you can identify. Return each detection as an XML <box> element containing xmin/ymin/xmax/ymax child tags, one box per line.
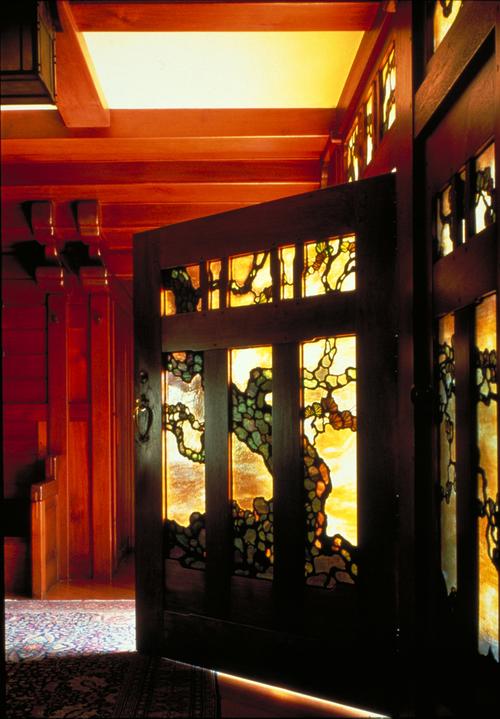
<box><xmin>75</xmin><ymin>200</ymin><xmax>106</xmax><ymax>262</ymax></box>
<box><xmin>30</xmin><ymin>201</ymin><xmax>62</xmax><ymax>263</ymax></box>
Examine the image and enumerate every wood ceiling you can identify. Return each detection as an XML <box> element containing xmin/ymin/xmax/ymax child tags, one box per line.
<box><xmin>1</xmin><ymin>1</ymin><xmax>384</xmax><ymax>287</ymax></box>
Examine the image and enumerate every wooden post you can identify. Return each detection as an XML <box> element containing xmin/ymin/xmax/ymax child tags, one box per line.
<box><xmin>82</xmin><ymin>268</ymin><xmax>114</xmax><ymax>581</ymax></box>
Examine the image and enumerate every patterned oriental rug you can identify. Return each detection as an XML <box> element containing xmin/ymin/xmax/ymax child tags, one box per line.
<box><xmin>5</xmin><ymin>600</ymin><xmax>220</xmax><ymax>718</ymax></box>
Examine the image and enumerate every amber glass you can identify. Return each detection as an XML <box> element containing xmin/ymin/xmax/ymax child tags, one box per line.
<box><xmin>279</xmin><ymin>245</ymin><xmax>295</xmax><ymax>300</ymax></box>
<box><xmin>433</xmin><ymin>1</ymin><xmax>463</xmax><ymax>52</ymax></box>
<box><xmin>346</xmin><ymin>119</ymin><xmax>360</xmax><ymax>183</ymax></box>
<box><xmin>475</xmin><ymin>294</ymin><xmax>498</xmax><ymax>662</ymax></box>
<box><xmin>302</xmin><ymin>336</ymin><xmax>358</xmax><ymax>589</ymax></box>
<box><xmin>364</xmin><ymin>91</ymin><xmax>374</xmax><ymax>166</ymax></box>
<box><xmin>207</xmin><ymin>259</ymin><xmax>222</xmax><ymax>310</ymax></box>
<box><xmin>228</xmin><ymin>252</ymin><xmax>273</xmax><ymax>307</ymax></box>
<box><xmin>163</xmin><ymin>351</ymin><xmax>206</xmax><ymax>569</ymax></box>
<box><xmin>303</xmin><ymin>235</ymin><xmax>356</xmax><ymax>297</ymax></box>
<box><xmin>380</xmin><ymin>45</ymin><xmax>396</xmax><ymax>136</ymax></box>
<box><xmin>475</xmin><ymin>143</ymin><xmax>496</xmax><ymax>234</ymax></box>
<box><xmin>438</xmin><ymin>314</ymin><xmax>457</xmax><ymax>596</ymax></box>
<box><xmin>436</xmin><ymin>183</ymin><xmax>453</xmax><ymax>258</ymax></box>
<box><xmin>231</xmin><ymin>346</ymin><xmax>273</xmax><ymax>579</ymax></box>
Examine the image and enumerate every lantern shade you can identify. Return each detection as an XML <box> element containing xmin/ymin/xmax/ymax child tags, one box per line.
<box><xmin>0</xmin><ymin>2</ymin><xmax>56</xmax><ymax>105</ymax></box>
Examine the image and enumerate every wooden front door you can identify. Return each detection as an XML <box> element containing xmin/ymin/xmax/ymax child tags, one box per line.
<box><xmin>133</xmin><ymin>173</ymin><xmax>397</xmax><ymax>713</ymax></box>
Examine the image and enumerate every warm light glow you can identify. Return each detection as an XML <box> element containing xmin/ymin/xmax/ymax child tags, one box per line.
<box><xmin>83</xmin><ymin>31</ymin><xmax>363</xmax><ymax>109</ymax></box>
<box><xmin>231</xmin><ymin>346</ymin><xmax>273</xmax><ymax>510</ymax></box>
<box><xmin>476</xmin><ymin>294</ymin><xmax>498</xmax><ymax>662</ymax></box>
<box><xmin>475</xmin><ymin>143</ymin><xmax>496</xmax><ymax>234</ymax></box>
<box><xmin>164</xmin><ymin>364</ymin><xmax>205</xmax><ymax>526</ymax></box>
<box><xmin>0</xmin><ymin>104</ymin><xmax>57</xmax><ymax>111</ymax></box>
<box><xmin>433</xmin><ymin>0</ymin><xmax>463</xmax><ymax>52</ymax></box>
<box><xmin>217</xmin><ymin>672</ymin><xmax>388</xmax><ymax>718</ymax></box>
<box><xmin>229</xmin><ymin>252</ymin><xmax>272</xmax><ymax>307</ymax></box>
<box><xmin>302</xmin><ymin>337</ymin><xmax>357</xmax><ymax>544</ymax></box>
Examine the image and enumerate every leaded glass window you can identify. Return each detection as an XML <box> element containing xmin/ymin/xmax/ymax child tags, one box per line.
<box><xmin>433</xmin><ymin>0</ymin><xmax>463</xmax><ymax>53</ymax></box>
<box><xmin>231</xmin><ymin>346</ymin><xmax>273</xmax><ymax>579</ymax></box>
<box><xmin>475</xmin><ymin>143</ymin><xmax>496</xmax><ymax>234</ymax></box>
<box><xmin>279</xmin><ymin>245</ymin><xmax>295</xmax><ymax>300</ymax></box>
<box><xmin>207</xmin><ymin>259</ymin><xmax>222</xmax><ymax>310</ymax></box>
<box><xmin>163</xmin><ymin>351</ymin><xmax>206</xmax><ymax>569</ymax></box>
<box><xmin>380</xmin><ymin>45</ymin><xmax>396</xmax><ymax>137</ymax></box>
<box><xmin>162</xmin><ymin>265</ymin><xmax>201</xmax><ymax>315</ymax></box>
<box><xmin>475</xmin><ymin>293</ymin><xmax>498</xmax><ymax>662</ymax></box>
<box><xmin>229</xmin><ymin>252</ymin><xmax>273</xmax><ymax>307</ymax></box>
<box><xmin>436</xmin><ymin>183</ymin><xmax>453</xmax><ymax>258</ymax></box>
<box><xmin>303</xmin><ymin>235</ymin><xmax>356</xmax><ymax>297</ymax></box>
<box><xmin>438</xmin><ymin>313</ymin><xmax>457</xmax><ymax>597</ymax></box>
<box><xmin>346</xmin><ymin>119</ymin><xmax>360</xmax><ymax>183</ymax></box>
<box><xmin>302</xmin><ymin>336</ymin><xmax>358</xmax><ymax>589</ymax></box>
<box><xmin>364</xmin><ymin>91</ymin><xmax>374</xmax><ymax>166</ymax></box>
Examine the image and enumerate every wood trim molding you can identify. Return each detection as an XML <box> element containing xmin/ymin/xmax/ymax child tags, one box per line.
<box><xmin>414</xmin><ymin>2</ymin><xmax>496</xmax><ymax>139</ymax></box>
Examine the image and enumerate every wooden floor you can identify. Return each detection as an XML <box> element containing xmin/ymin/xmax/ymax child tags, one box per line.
<box><xmin>6</xmin><ymin>553</ymin><xmax>383</xmax><ymax>718</ymax></box>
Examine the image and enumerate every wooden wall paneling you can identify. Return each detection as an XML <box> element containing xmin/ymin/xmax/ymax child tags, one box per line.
<box><xmin>47</xmin><ymin>292</ymin><xmax>69</xmax><ymax>580</ymax></box>
<box><xmin>204</xmin><ymin>349</ymin><xmax>231</xmax><ymax>617</ymax></box>
<box><xmin>67</xmin><ymin>420</ymin><xmax>91</xmax><ymax>578</ymax></box>
<box><xmin>133</xmin><ymin>235</ymin><xmax>164</xmax><ymax>653</ymax></box>
<box><xmin>272</xmin><ymin>343</ymin><xmax>303</xmax><ymax>632</ymax></box>
<box><xmin>113</xmin><ymin>301</ymin><xmax>134</xmax><ymax>560</ymax></box>
<box><xmin>414</xmin><ymin>2</ymin><xmax>496</xmax><ymax>139</ymax></box>
<box><xmin>68</xmin><ymin>300</ymin><xmax>89</xmax><ymax>403</ymax></box>
<box><xmin>31</xmin><ymin>461</ymin><xmax>59</xmax><ymax>599</ymax></box>
<box><xmin>88</xmin><ymin>283</ymin><xmax>113</xmax><ymax>581</ymax></box>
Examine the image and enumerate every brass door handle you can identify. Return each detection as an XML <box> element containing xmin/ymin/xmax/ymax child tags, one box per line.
<box><xmin>134</xmin><ymin>395</ymin><xmax>153</xmax><ymax>443</ymax></box>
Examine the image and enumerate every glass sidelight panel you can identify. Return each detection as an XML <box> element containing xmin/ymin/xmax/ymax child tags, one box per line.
<box><xmin>475</xmin><ymin>294</ymin><xmax>499</xmax><ymax>662</ymax></box>
<box><xmin>163</xmin><ymin>351</ymin><xmax>206</xmax><ymax>569</ymax></box>
<box><xmin>475</xmin><ymin>143</ymin><xmax>496</xmax><ymax>234</ymax></box>
<box><xmin>433</xmin><ymin>0</ymin><xmax>463</xmax><ymax>52</ymax></box>
<box><xmin>438</xmin><ymin>313</ymin><xmax>457</xmax><ymax>596</ymax></box>
<box><xmin>231</xmin><ymin>346</ymin><xmax>273</xmax><ymax>579</ymax></box>
<box><xmin>302</xmin><ymin>336</ymin><xmax>358</xmax><ymax>589</ymax></box>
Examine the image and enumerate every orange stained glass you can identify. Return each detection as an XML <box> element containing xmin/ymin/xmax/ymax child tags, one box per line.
<box><xmin>438</xmin><ymin>313</ymin><xmax>457</xmax><ymax>596</ymax></box>
<box><xmin>476</xmin><ymin>294</ymin><xmax>498</xmax><ymax>662</ymax></box>
<box><xmin>433</xmin><ymin>1</ymin><xmax>463</xmax><ymax>52</ymax></box>
<box><xmin>229</xmin><ymin>252</ymin><xmax>273</xmax><ymax>307</ymax></box>
<box><xmin>279</xmin><ymin>245</ymin><xmax>295</xmax><ymax>300</ymax></box>
<box><xmin>380</xmin><ymin>45</ymin><xmax>396</xmax><ymax>135</ymax></box>
<box><xmin>164</xmin><ymin>359</ymin><xmax>205</xmax><ymax>526</ymax></box>
<box><xmin>208</xmin><ymin>259</ymin><xmax>222</xmax><ymax>310</ymax></box>
<box><xmin>364</xmin><ymin>91</ymin><xmax>374</xmax><ymax>166</ymax></box>
<box><xmin>436</xmin><ymin>184</ymin><xmax>453</xmax><ymax>257</ymax></box>
<box><xmin>304</xmin><ymin>235</ymin><xmax>356</xmax><ymax>297</ymax></box>
<box><xmin>346</xmin><ymin>119</ymin><xmax>359</xmax><ymax>183</ymax></box>
<box><xmin>302</xmin><ymin>336</ymin><xmax>357</xmax><ymax>544</ymax></box>
<box><xmin>231</xmin><ymin>345</ymin><xmax>273</xmax><ymax>511</ymax></box>
<box><xmin>475</xmin><ymin>143</ymin><xmax>496</xmax><ymax>234</ymax></box>
<box><xmin>162</xmin><ymin>264</ymin><xmax>201</xmax><ymax>315</ymax></box>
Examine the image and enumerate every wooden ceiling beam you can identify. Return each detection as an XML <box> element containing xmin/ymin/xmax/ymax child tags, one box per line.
<box><xmin>55</xmin><ymin>1</ymin><xmax>110</xmax><ymax>128</ymax></box>
<box><xmin>1</xmin><ymin>108</ymin><xmax>337</xmax><ymax>140</ymax></box>
<box><xmin>71</xmin><ymin>2</ymin><xmax>380</xmax><ymax>32</ymax></box>
<box><xmin>1</xmin><ymin>136</ymin><xmax>327</xmax><ymax>163</ymax></box>
<box><xmin>2</xmin><ymin>159</ymin><xmax>320</xmax><ymax>185</ymax></box>
<box><xmin>1</xmin><ymin>181</ymin><xmax>317</xmax><ymax>205</ymax></box>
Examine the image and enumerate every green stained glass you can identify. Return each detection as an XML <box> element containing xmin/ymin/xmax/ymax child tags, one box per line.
<box><xmin>304</xmin><ymin>235</ymin><xmax>356</xmax><ymax>297</ymax></box>
<box><xmin>230</xmin><ymin>346</ymin><xmax>273</xmax><ymax>580</ymax></box>
<box><xmin>302</xmin><ymin>336</ymin><xmax>358</xmax><ymax>589</ymax></box>
<box><xmin>475</xmin><ymin>294</ymin><xmax>498</xmax><ymax>662</ymax></box>
<box><xmin>163</xmin><ymin>351</ymin><xmax>206</xmax><ymax>570</ymax></box>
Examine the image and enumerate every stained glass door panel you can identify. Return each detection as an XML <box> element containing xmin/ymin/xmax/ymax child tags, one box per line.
<box><xmin>134</xmin><ymin>174</ymin><xmax>397</xmax><ymax>712</ymax></box>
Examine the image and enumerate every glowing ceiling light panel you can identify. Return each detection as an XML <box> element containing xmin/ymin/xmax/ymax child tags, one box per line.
<box><xmin>83</xmin><ymin>31</ymin><xmax>363</xmax><ymax>109</ymax></box>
